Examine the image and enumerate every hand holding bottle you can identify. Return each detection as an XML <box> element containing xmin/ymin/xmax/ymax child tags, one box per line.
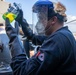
<box><xmin>2</xmin><ymin>2</ymin><xmax>21</xmax><ymax>23</ymax></box>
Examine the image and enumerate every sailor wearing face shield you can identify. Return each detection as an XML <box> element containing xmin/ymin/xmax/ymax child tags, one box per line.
<box><xmin>5</xmin><ymin>0</ymin><xmax>76</xmax><ymax>75</ymax></box>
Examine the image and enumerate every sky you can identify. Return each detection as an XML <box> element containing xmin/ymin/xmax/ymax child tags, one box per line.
<box><xmin>5</xmin><ymin>0</ymin><xmax>76</xmax><ymax>32</ymax></box>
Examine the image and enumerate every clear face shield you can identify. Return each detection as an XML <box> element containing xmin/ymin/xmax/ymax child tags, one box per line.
<box><xmin>32</xmin><ymin>5</ymin><xmax>48</xmax><ymax>35</ymax></box>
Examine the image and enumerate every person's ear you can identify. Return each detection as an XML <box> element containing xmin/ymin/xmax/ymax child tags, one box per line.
<box><xmin>51</xmin><ymin>16</ymin><xmax>57</xmax><ymax>25</ymax></box>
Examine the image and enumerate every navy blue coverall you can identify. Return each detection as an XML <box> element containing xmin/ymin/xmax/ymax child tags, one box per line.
<box><xmin>8</xmin><ymin>26</ymin><xmax>76</xmax><ymax>75</ymax></box>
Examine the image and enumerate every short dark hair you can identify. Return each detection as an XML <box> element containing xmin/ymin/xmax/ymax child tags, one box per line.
<box><xmin>48</xmin><ymin>8</ymin><xmax>66</xmax><ymax>23</ymax></box>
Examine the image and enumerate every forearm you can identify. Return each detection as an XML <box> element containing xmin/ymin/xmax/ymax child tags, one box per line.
<box><xmin>11</xmin><ymin>54</ymin><xmax>40</xmax><ymax>75</ymax></box>
<box><xmin>9</xmin><ymin>36</ymin><xmax>26</xmax><ymax>57</ymax></box>
<box><xmin>20</xmin><ymin>19</ymin><xmax>33</xmax><ymax>39</ymax></box>
<box><xmin>20</xmin><ymin>19</ymin><xmax>47</xmax><ymax>45</ymax></box>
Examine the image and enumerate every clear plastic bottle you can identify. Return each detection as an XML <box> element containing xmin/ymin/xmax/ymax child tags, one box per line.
<box><xmin>2</xmin><ymin>2</ymin><xmax>21</xmax><ymax>23</ymax></box>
